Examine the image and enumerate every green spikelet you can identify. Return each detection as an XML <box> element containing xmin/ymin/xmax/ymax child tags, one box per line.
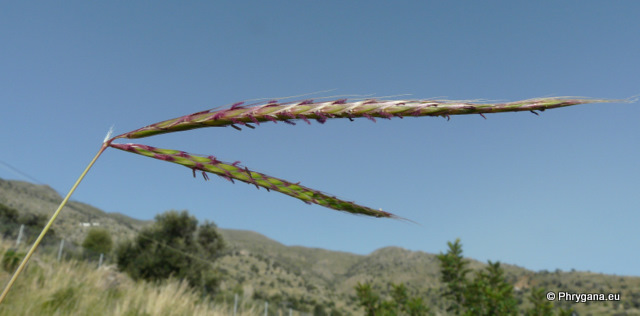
<box><xmin>109</xmin><ymin>143</ymin><xmax>398</xmax><ymax>219</ymax></box>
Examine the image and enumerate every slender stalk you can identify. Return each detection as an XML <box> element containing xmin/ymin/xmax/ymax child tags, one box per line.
<box><xmin>0</xmin><ymin>142</ymin><xmax>109</xmax><ymax>304</ymax></box>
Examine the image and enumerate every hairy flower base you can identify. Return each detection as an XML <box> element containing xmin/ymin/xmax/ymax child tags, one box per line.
<box><xmin>114</xmin><ymin>97</ymin><xmax>617</xmax><ymax>139</ymax></box>
<box><xmin>109</xmin><ymin>143</ymin><xmax>397</xmax><ymax>219</ymax></box>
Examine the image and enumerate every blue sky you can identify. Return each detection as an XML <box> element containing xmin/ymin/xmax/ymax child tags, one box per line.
<box><xmin>1</xmin><ymin>2</ymin><xmax>638</xmax><ymax>277</ymax></box>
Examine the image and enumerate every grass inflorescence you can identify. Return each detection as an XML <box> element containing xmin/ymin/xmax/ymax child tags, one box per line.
<box><xmin>109</xmin><ymin>143</ymin><xmax>397</xmax><ymax>219</ymax></box>
<box><xmin>113</xmin><ymin>97</ymin><xmax>618</xmax><ymax>139</ymax></box>
<box><xmin>106</xmin><ymin>96</ymin><xmax>622</xmax><ymax>220</ymax></box>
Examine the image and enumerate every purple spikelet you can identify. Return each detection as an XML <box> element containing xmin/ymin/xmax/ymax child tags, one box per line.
<box><xmin>362</xmin><ymin>113</ymin><xmax>376</xmax><ymax>123</ymax></box>
<box><xmin>154</xmin><ymin>154</ymin><xmax>174</xmax><ymax>161</ymax></box>
<box><xmin>346</xmin><ymin>112</ymin><xmax>355</xmax><ymax>121</ymax></box>
<box><xmin>298</xmin><ymin>115</ymin><xmax>311</xmax><ymax>125</ymax></box>
<box><xmin>191</xmin><ymin>110</ymin><xmax>211</xmax><ymax>116</ymax></box>
<box><xmin>245</xmin><ymin>167</ymin><xmax>259</xmax><ymax>190</ymax></box>
<box><xmin>281</xmin><ymin>111</ymin><xmax>296</xmax><ymax>119</ymax></box>
<box><xmin>138</xmin><ymin>144</ymin><xmax>156</xmax><ymax>151</ymax></box>
<box><xmin>120</xmin><ymin>143</ymin><xmax>135</xmax><ymax>151</ymax></box>
<box><xmin>220</xmin><ymin>175</ymin><xmax>235</xmax><ymax>183</ymax></box>
<box><xmin>212</xmin><ymin>111</ymin><xmax>226</xmax><ymax>120</ymax></box>
<box><xmin>314</xmin><ymin>111</ymin><xmax>327</xmax><ymax>124</ymax></box>
<box><xmin>247</xmin><ymin>114</ymin><xmax>260</xmax><ymax>125</ymax></box>
<box><xmin>409</xmin><ymin>110</ymin><xmax>421</xmax><ymax>116</ymax></box>
<box><xmin>378</xmin><ymin>111</ymin><xmax>393</xmax><ymax>120</ymax></box>
<box><xmin>265</xmin><ymin>115</ymin><xmax>278</xmax><ymax>123</ymax></box>
<box><xmin>230</xmin><ymin>118</ymin><xmax>245</xmax><ymax>125</ymax></box>
<box><xmin>333</xmin><ymin>99</ymin><xmax>347</xmax><ymax>104</ymax></box>
<box><xmin>207</xmin><ymin>155</ymin><xmax>220</xmax><ymax>164</ymax></box>
<box><xmin>230</xmin><ymin>102</ymin><xmax>245</xmax><ymax>109</ymax></box>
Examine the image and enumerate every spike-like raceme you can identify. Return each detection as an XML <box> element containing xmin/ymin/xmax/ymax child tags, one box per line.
<box><xmin>109</xmin><ymin>143</ymin><xmax>398</xmax><ymax>219</ymax></box>
<box><xmin>107</xmin><ymin>96</ymin><xmax>625</xmax><ymax>219</ymax></box>
<box><xmin>113</xmin><ymin>97</ymin><xmax>618</xmax><ymax>139</ymax></box>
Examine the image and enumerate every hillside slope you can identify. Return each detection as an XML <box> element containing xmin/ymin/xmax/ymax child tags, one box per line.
<box><xmin>1</xmin><ymin>178</ymin><xmax>638</xmax><ymax>315</ymax></box>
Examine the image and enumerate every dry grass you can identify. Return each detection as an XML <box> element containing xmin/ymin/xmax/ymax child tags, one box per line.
<box><xmin>0</xmin><ymin>239</ymin><xmax>257</xmax><ymax>316</ymax></box>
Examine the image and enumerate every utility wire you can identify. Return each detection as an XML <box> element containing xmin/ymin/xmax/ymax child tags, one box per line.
<box><xmin>0</xmin><ymin>159</ymin><xmax>44</xmax><ymax>185</ymax></box>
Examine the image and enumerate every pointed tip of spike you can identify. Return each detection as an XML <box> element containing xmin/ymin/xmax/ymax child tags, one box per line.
<box><xmin>623</xmin><ymin>95</ymin><xmax>640</xmax><ymax>104</ymax></box>
<box><xmin>381</xmin><ymin>209</ymin><xmax>418</xmax><ymax>224</ymax></box>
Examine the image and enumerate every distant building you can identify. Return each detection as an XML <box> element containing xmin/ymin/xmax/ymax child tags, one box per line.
<box><xmin>79</xmin><ymin>222</ymin><xmax>100</xmax><ymax>227</ymax></box>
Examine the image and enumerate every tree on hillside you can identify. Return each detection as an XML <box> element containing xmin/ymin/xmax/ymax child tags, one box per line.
<box><xmin>355</xmin><ymin>281</ymin><xmax>431</xmax><ymax>315</ymax></box>
<box><xmin>197</xmin><ymin>220</ymin><xmax>225</xmax><ymax>256</ymax></box>
<box><xmin>463</xmin><ymin>261</ymin><xmax>518</xmax><ymax>315</ymax></box>
<box><xmin>437</xmin><ymin>239</ymin><xmax>574</xmax><ymax>316</ymax></box>
<box><xmin>526</xmin><ymin>287</ymin><xmax>574</xmax><ymax>316</ymax></box>
<box><xmin>116</xmin><ymin>210</ymin><xmax>225</xmax><ymax>295</ymax></box>
<box><xmin>526</xmin><ymin>287</ymin><xmax>554</xmax><ymax>316</ymax></box>
<box><xmin>0</xmin><ymin>203</ymin><xmax>58</xmax><ymax>245</ymax></box>
<box><xmin>437</xmin><ymin>239</ymin><xmax>518</xmax><ymax>315</ymax></box>
<box><xmin>355</xmin><ymin>282</ymin><xmax>380</xmax><ymax>316</ymax></box>
<box><xmin>82</xmin><ymin>228</ymin><xmax>113</xmax><ymax>260</ymax></box>
<box><xmin>19</xmin><ymin>212</ymin><xmax>57</xmax><ymax>244</ymax></box>
<box><xmin>0</xmin><ymin>203</ymin><xmax>20</xmax><ymax>238</ymax></box>
<box><xmin>437</xmin><ymin>238</ymin><xmax>470</xmax><ymax>315</ymax></box>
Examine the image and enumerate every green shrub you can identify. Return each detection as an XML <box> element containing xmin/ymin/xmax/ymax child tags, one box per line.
<box><xmin>116</xmin><ymin>210</ymin><xmax>224</xmax><ymax>295</ymax></box>
<box><xmin>82</xmin><ymin>228</ymin><xmax>113</xmax><ymax>259</ymax></box>
<box><xmin>2</xmin><ymin>248</ymin><xmax>24</xmax><ymax>273</ymax></box>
